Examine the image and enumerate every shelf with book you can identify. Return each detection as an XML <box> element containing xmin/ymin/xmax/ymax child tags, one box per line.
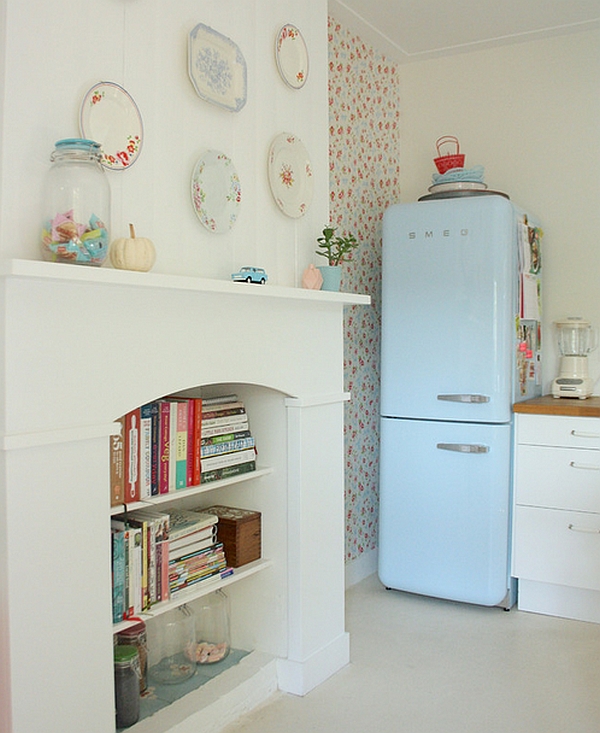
<box><xmin>113</xmin><ymin>557</ymin><xmax>273</xmax><ymax>635</ymax></box>
<box><xmin>110</xmin><ymin>465</ymin><xmax>274</xmax><ymax>516</ymax></box>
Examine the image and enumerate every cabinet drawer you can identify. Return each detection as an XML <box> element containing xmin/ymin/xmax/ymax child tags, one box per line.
<box><xmin>515</xmin><ymin>444</ymin><xmax>600</xmax><ymax>512</ymax></box>
<box><xmin>516</xmin><ymin>414</ymin><xmax>600</xmax><ymax>449</ymax></box>
<box><xmin>513</xmin><ymin>505</ymin><xmax>600</xmax><ymax>591</ymax></box>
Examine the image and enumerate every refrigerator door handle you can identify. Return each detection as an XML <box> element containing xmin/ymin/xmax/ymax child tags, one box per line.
<box><xmin>437</xmin><ymin>442</ymin><xmax>490</xmax><ymax>454</ymax></box>
<box><xmin>437</xmin><ymin>394</ymin><xmax>490</xmax><ymax>404</ymax></box>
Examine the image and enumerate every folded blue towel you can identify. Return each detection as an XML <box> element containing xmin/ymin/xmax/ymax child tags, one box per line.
<box><xmin>432</xmin><ymin>165</ymin><xmax>485</xmax><ymax>184</ymax></box>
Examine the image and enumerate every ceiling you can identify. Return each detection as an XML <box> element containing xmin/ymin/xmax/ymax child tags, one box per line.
<box><xmin>329</xmin><ymin>0</ymin><xmax>600</xmax><ymax>62</ymax></box>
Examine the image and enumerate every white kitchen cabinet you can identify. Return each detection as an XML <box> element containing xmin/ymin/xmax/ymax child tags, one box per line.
<box><xmin>512</xmin><ymin>396</ymin><xmax>600</xmax><ymax>622</ymax></box>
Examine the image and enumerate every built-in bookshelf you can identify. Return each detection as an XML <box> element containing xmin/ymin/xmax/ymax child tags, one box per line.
<box><xmin>1</xmin><ymin>259</ymin><xmax>369</xmax><ymax>733</ymax></box>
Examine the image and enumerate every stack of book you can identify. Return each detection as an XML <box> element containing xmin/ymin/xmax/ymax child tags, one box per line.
<box><xmin>167</xmin><ymin>508</ymin><xmax>229</xmax><ymax>595</ymax></box>
<box><xmin>200</xmin><ymin>394</ymin><xmax>257</xmax><ymax>484</ymax></box>
<box><xmin>110</xmin><ymin>393</ymin><xmax>257</xmax><ymax>506</ymax></box>
<box><xmin>111</xmin><ymin>507</ymin><xmax>170</xmax><ymax>622</ymax></box>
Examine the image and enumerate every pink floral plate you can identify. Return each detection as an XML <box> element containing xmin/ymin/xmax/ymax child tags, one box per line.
<box><xmin>267</xmin><ymin>132</ymin><xmax>313</xmax><ymax>218</ymax></box>
<box><xmin>275</xmin><ymin>24</ymin><xmax>308</xmax><ymax>89</ymax></box>
<box><xmin>80</xmin><ymin>82</ymin><xmax>143</xmax><ymax>170</ymax></box>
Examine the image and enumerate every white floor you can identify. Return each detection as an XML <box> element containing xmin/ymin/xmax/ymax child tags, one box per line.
<box><xmin>223</xmin><ymin>573</ymin><xmax>600</xmax><ymax>733</ymax></box>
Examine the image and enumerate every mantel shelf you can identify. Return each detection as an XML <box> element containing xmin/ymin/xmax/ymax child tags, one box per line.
<box><xmin>0</xmin><ymin>258</ymin><xmax>371</xmax><ymax>306</ymax></box>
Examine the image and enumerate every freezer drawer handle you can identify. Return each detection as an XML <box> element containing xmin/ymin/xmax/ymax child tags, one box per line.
<box><xmin>570</xmin><ymin>430</ymin><xmax>600</xmax><ymax>439</ymax></box>
<box><xmin>568</xmin><ymin>523</ymin><xmax>600</xmax><ymax>534</ymax></box>
<box><xmin>436</xmin><ymin>443</ymin><xmax>490</xmax><ymax>454</ymax></box>
<box><xmin>569</xmin><ymin>461</ymin><xmax>600</xmax><ymax>471</ymax></box>
<box><xmin>437</xmin><ymin>394</ymin><xmax>490</xmax><ymax>404</ymax></box>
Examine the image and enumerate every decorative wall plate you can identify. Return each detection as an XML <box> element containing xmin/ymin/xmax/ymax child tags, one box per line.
<box><xmin>188</xmin><ymin>23</ymin><xmax>247</xmax><ymax>112</ymax></box>
<box><xmin>275</xmin><ymin>24</ymin><xmax>308</xmax><ymax>89</ymax></box>
<box><xmin>191</xmin><ymin>150</ymin><xmax>242</xmax><ymax>233</ymax></box>
<box><xmin>267</xmin><ymin>133</ymin><xmax>313</xmax><ymax>218</ymax></box>
<box><xmin>80</xmin><ymin>82</ymin><xmax>143</xmax><ymax>170</ymax></box>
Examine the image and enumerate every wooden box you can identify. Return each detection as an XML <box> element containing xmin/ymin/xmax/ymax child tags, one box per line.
<box><xmin>204</xmin><ymin>505</ymin><xmax>261</xmax><ymax>567</ymax></box>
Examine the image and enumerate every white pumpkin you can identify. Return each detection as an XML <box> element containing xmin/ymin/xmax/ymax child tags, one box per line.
<box><xmin>110</xmin><ymin>224</ymin><xmax>156</xmax><ymax>272</ymax></box>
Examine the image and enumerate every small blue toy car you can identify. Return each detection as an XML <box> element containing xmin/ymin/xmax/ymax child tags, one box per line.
<box><xmin>231</xmin><ymin>266</ymin><xmax>268</xmax><ymax>284</ymax></box>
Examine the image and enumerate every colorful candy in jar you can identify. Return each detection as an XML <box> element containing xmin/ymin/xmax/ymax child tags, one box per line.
<box><xmin>41</xmin><ymin>209</ymin><xmax>109</xmax><ymax>266</ymax></box>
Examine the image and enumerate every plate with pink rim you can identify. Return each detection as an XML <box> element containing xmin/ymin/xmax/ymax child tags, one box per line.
<box><xmin>275</xmin><ymin>24</ymin><xmax>308</xmax><ymax>89</ymax></box>
<box><xmin>80</xmin><ymin>81</ymin><xmax>143</xmax><ymax>170</ymax></box>
<box><xmin>267</xmin><ymin>132</ymin><xmax>313</xmax><ymax>218</ymax></box>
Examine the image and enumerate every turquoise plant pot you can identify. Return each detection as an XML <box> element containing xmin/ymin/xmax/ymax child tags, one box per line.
<box><xmin>318</xmin><ymin>265</ymin><xmax>342</xmax><ymax>292</ymax></box>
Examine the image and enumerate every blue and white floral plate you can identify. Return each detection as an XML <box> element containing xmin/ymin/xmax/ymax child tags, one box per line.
<box><xmin>191</xmin><ymin>150</ymin><xmax>242</xmax><ymax>233</ymax></box>
<box><xmin>188</xmin><ymin>23</ymin><xmax>247</xmax><ymax>112</ymax></box>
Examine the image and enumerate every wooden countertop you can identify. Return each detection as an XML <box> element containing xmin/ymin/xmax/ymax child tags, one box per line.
<box><xmin>513</xmin><ymin>395</ymin><xmax>600</xmax><ymax>417</ymax></box>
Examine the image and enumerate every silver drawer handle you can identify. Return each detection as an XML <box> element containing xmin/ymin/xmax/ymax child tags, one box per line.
<box><xmin>570</xmin><ymin>430</ymin><xmax>600</xmax><ymax>439</ymax></box>
<box><xmin>437</xmin><ymin>443</ymin><xmax>489</xmax><ymax>454</ymax></box>
<box><xmin>568</xmin><ymin>523</ymin><xmax>600</xmax><ymax>534</ymax></box>
<box><xmin>437</xmin><ymin>394</ymin><xmax>490</xmax><ymax>404</ymax></box>
<box><xmin>569</xmin><ymin>461</ymin><xmax>600</xmax><ymax>471</ymax></box>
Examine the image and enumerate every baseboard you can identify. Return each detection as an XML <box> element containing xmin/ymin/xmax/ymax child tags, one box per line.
<box><xmin>518</xmin><ymin>579</ymin><xmax>600</xmax><ymax>624</ymax></box>
<box><xmin>276</xmin><ymin>631</ymin><xmax>350</xmax><ymax>696</ymax></box>
<box><xmin>345</xmin><ymin>547</ymin><xmax>378</xmax><ymax>588</ymax></box>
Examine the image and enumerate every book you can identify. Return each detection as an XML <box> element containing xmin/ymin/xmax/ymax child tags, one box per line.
<box><xmin>201</xmin><ymin>420</ymin><xmax>250</xmax><ymax>439</ymax></box>
<box><xmin>140</xmin><ymin>403</ymin><xmax>156</xmax><ymax>499</ymax></box>
<box><xmin>186</xmin><ymin>398</ymin><xmax>196</xmax><ymax>488</ymax></box>
<box><xmin>201</xmin><ymin>460</ymin><xmax>256</xmax><ymax>484</ymax></box>
<box><xmin>149</xmin><ymin>401</ymin><xmax>160</xmax><ymax>496</ymax></box>
<box><xmin>168</xmin><ymin>535</ymin><xmax>217</xmax><ymax>562</ymax></box>
<box><xmin>111</xmin><ymin>528</ymin><xmax>126</xmax><ymax>622</ymax></box>
<box><xmin>201</xmin><ymin>394</ymin><xmax>238</xmax><ymax>407</ymax></box>
<box><xmin>158</xmin><ymin>400</ymin><xmax>171</xmax><ymax>495</ymax></box>
<box><xmin>201</xmin><ymin>429</ymin><xmax>252</xmax><ymax>447</ymax></box>
<box><xmin>124</xmin><ymin>408</ymin><xmax>141</xmax><ymax>503</ymax></box>
<box><xmin>168</xmin><ymin>400</ymin><xmax>178</xmax><ymax>492</ymax></box>
<box><xmin>166</xmin><ymin>508</ymin><xmax>219</xmax><ymax>542</ymax></box>
<box><xmin>168</xmin><ymin>523</ymin><xmax>216</xmax><ymax>552</ymax></box>
<box><xmin>110</xmin><ymin>418</ymin><xmax>125</xmax><ymax>507</ymax></box>
<box><xmin>201</xmin><ymin>447</ymin><xmax>256</xmax><ymax>472</ymax></box>
<box><xmin>201</xmin><ymin>413</ymin><xmax>249</xmax><ymax>430</ymax></box>
<box><xmin>192</xmin><ymin>398</ymin><xmax>202</xmax><ymax>486</ymax></box>
<box><xmin>175</xmin><ymin>400</ymin><xmax>188</xmax><ymax>489</ymax></box>
<box><xmin>201</xmin><ymin>405</ymin><xmax>246</xmax><ymax>420</ymax></box>
<box><xmin>201</xmin><ymin>436</ymin><xmax>255</xmax><ymax>458</ymax></box>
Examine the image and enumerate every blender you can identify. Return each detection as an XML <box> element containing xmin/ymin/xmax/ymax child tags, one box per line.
<box><xmin>551</xmin><ymin>317</ymin><xmax>596</xmax><ymax>398</ymax></box>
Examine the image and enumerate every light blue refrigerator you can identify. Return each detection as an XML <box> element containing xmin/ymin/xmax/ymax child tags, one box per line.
<box><xmin>378</xmin><ymin>195</ymin><xmax>542</xmax><ymax>607</ymax></box>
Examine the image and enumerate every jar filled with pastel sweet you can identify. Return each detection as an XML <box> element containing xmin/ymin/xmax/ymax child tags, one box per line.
<box><xmin>40</xmin><ymin>138</ymin><xmax>111</xmax><ymax>266</ymax></box>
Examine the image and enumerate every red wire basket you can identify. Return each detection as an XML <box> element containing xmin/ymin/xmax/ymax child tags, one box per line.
<box><xmin>433</xmin><ymin>136</ymin><xmax>465</xmax><ymax>174</ymax></box>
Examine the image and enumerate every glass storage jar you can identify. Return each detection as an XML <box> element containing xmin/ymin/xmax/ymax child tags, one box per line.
<box><xmin>116</xmin><ymin>620</ymin><xmax>148</xmax><ymax>693</ymax></box>
<box><xmin>113</xmin><ymin>644</ymin><xmax>141</xmax><ymax>728</ymax></box>
<box><xmin>149</xmin><ymin>606</ymin><xmax>196</xmax><ymax>685</ymax></box>
<box><xmin>40</xmin><ymin>138</ymin><xmax>110</xmax><ymax>266</ymax></box>
<box><xmin>192</xmin><ymin>590</ymin><xmax>231</xmax><ymax>664</ymax></box>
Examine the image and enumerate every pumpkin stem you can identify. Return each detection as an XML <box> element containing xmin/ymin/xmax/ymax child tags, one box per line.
<box><xmin>128</xmin><ymin>223</ymin><xmax>136</xmax><ymax>238</ymax></box>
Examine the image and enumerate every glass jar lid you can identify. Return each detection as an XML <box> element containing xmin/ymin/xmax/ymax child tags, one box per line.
<box><xmin>51</xmin><ymin>138</ymin><xmax>102</xmax><ymax>162</ymax></box>
<box><xmin>114</xmin><ymin>644</ymin><xmax>139</xmax><ymax>666</ymax></box>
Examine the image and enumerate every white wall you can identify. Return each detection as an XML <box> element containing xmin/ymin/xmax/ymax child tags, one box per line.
<box><xmin>0</xmin><ymin>0</ymin><xmax>328</xmax><ymax>286</ymax></box>
<box><xmin>397</xmin><ymin>29</ymin><xmax>600</xmax><ymax>393</ymax></box>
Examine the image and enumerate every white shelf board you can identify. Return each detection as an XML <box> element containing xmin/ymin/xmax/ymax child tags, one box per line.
<box><xmin>1</xmin><ymin>258</ymin><xmax>371</xmax><ymax>306</ymax></box>
<box><xmin>114</xmin><ymin>558</ymin><xmax>273</xmax><ymax>634</ymax></box>
<box><xmin>111</xmin><ymin>466</ymin><xmax>273</xmax><ymax>515</ymax></box>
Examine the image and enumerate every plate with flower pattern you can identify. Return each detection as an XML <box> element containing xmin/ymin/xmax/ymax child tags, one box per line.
<box><xmin>267</xmin><ymin>133</ymin><xmax>313</xmax><ymax>218</ymax></box>
<box><xmin>191</xmin><ymin>150</ymin><xmax>242</xmax><ymax>233</ymax></box>
<box><xmin>80</xmin><ymin>82</ymin><xmax>143</xmax><ymax>170</ymax></box>
<box><xmin>275</xmin><ymin>24</ymin><xmax>309</xmax><ymax>89</ymax></box>
<box><xmin>188</xmin><ymin>23</ymin><xmax>247</xmax><ymax>112</ymax></box>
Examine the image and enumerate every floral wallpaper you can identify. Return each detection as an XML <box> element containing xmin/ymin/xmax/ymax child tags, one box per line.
<box><xmin>327</xmin><ymin>17</ymin><xmax>402</xmax><ymax>562</ymax></box>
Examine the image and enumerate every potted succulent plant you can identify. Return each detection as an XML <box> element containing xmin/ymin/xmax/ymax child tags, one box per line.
<box><xmin>315</xmin><ymin>225</ymin><xmax>359</xmax><ymax>291</ymax></box>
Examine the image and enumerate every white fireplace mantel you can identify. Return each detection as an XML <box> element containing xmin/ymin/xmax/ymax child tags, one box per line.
<box><xmin>0</xmin><ymin>259</ymin><xmax>370</xmax><ymax>733</ymax></box>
